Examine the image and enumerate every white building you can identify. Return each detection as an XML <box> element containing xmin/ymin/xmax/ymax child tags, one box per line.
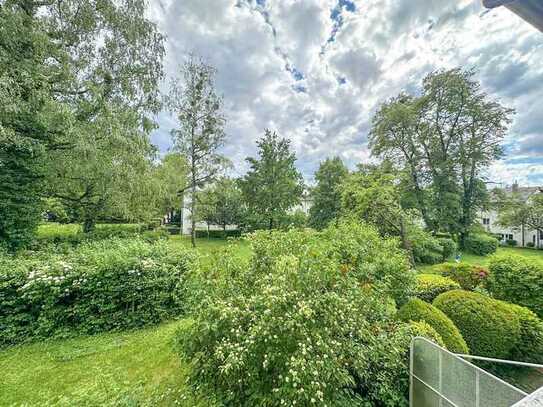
<box><xmin>479</xmin><ymin>184</ymin><xmax>543</xmax><ymax>248</ymax></box>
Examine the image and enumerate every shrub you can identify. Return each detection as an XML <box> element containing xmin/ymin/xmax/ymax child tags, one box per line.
<box><xmin>194</xmin><ymin>229</ymin><xmax>242</xmax><ymax>239</ymax></box>
<box><xmin>414</xmin><ymin>274</ymin><xmax>460</xmax><ymax>302</ymax></box>
<box><xmin>397</xmin><ymin>299</ymin><xmax>468</xmax><ymax>354</ymax></box>
<box><xmin>437</xmin><ymin>237</ymin><xmax>457</xmax><ymax>261</ymax></box>
<box><xmin>176</xmin><ymin>221</ymin><xmax>419</xmax><ymax>406</ymax></box>
<box><xmin>141</xmin><ymin>228</ymin><xmax>170</xmax><ymax>243</ymax></box>
<box><xmin>527</xmin><ymin>242</ymin><xmax>535</xmax><ymax>248</ymax></box>
<box><xmin>487</xmin><ymin>254</ymin><xmax>543</xmax><ymax>318</ymax></box>
<box><xmin>431</xmin><ymin>262</ymin><xmax>488</xmax><ymax>291</ymax></box>
<box><xmin>410</xmin><ymin>228</ymin><xmax>444</xmax><ymax>265</ymax></box>
<box><xmin>0</xmin><ymin>238</ymin><xmax>196</xmax><ymax>346</ymax></box>
<box><xmin>464</xmin><ymin>233</ymin><xmax>498</xmax><ymax>256</ymax></box>
<box><xmin>403</xmin><ymin>321</ymin><xmax>445</xmax><ymax>349</ymax></box>
<box><xmin>505</xmin><ymin>239</ymin><xmax>517</xmax><ymax>247</ymax></box>
<box><xmin>504</xmin><ymin>302</ymin><xmax>543</xmax><ymax>364</ymax></box>
<box><xmin>433</xmin><ymin>290</ymin><xmax>520</xmax><ymax>358</ymax></box>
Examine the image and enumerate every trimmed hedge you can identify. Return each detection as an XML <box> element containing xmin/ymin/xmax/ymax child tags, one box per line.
<box><xmin>431</xmin><ymin>262</ymin><xmax>489</xmax><ymax>291</ymax></box>
<box><xmin>433</xmin><ymin>290</ymin><xmax>520</xmax><ymax>358</ymax></box>
<box><xmin>487</xmin><ymin>254</ymin><xmax>543</xmax><ymax>318</ymax></box>
<box><xmin>0</xmin><ymin>238</ymin><xmax>196</xmax><ymax>346</ymax></box>
<box><xmin>414</xmin><ymin>274</ymin><xmax>460</xmax><ymax>302</ymax></box>
<box><xmin>194</xmin><ymin>229</ymin><xmax>241</xmax><ymax>239</ymax></box>
<box><xmin>464</xmin><ymin>233</ymin><xmax>498</xmax><ymax>256</ymax></box>
<box><xmin>505</xmin><ymin>303</ymin><xmax>543</xmax><ymax>364</ymax></box>
<box><xmin>397</xmin><ymin>298</ymin><xmax>469</xmax><ymax>354</ymax></box>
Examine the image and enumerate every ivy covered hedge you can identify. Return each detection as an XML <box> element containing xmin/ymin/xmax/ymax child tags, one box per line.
<box><xmin>175</xmin><ymin>221</ymin><xmax>432</xmax><ymax>407</ymax></box>
<box><xmin>0</xmin><ymin>238</ymin><xmax>195</xmax><ymax>346</ymax></box>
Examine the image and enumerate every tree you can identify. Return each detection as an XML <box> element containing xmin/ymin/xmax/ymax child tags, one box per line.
<box><xmin>1</xmin><ymin>0</ymin><xmax>165</xmax><ymax>245</ymax></box>
<box><xmin>154</xmin><ymin>153</ymin><xmax>189</xmax><ymax>230</ymax></box>
<box><xmin>309</xmin><ymin>157</ymin><xmax>348</xmax><ymax>230</ymax></box>
<box><xmin>499</xmin><ymin>193</ymin><xmax>543</xmax><ymax>247</ymax></box>
<box><xmin>370</xmin><ymin>69</ymin><xmax>514</xmax><ymax>246</ymax></box>
<box><xmin>167</xmin><ymin>56</ymin><xmax>227</xmax><ymax>247</ymax></box>
<box><xmin>240</xmin><ymin>130</ymin><xmax>304</xmax><ymax>231</ymax></box>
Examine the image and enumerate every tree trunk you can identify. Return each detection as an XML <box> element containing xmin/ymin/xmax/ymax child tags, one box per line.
<box><xmin>83</xmin><ymin>216</ymin><xmax>95</xmax><ymax>233</ymax></box>
<box><xmin>269</xmin><ymin>217</ymin><xmax>273</xmax><ymax>231</ymax></box>
<box><xmin>522</xmin><ymin>223</ymin><xmax>525</xmax><ymax>247</ymax></box>
<box><xmin>191</xmin><ymin>191</ymin><xmax>196</xmax><ymax>248</ymax></box>
<box><xmin>207</xmin><ymin>222</ymin><xmax>210</xmax><ymax>239</ymax></box>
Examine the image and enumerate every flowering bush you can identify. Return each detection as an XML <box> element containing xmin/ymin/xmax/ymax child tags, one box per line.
<box><xmin>431</xmin><ymin>262</ymin><xmax>489</xmax><ymax>291</ymax></box>
<box><xmin>176</xmin><ymin>222</ymin><xmax>428</xmax><ymax>406</ymax></box>
<box><xmin>0</xmin><ymin>238</ymin><xmax>195</xmax><ymax>346</ymax></box>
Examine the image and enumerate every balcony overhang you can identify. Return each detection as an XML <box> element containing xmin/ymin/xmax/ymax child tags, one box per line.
<box><xmin>483</xmin><ymin>0</ymin><xmax>543</xmax><ymax>32</ymax></box>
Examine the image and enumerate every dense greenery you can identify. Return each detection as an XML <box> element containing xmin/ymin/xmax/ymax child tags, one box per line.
<box><xmin>397</xmin><ymin>298</ymin><xmax>468</xmax><ymax>354</ymax></box>
<box><xmin>434</xmin><ymin>290</ymin><xmax>520</xmax><ymax>358</ymax></box>
<box><xmin>175</xmin><ymin>221</ymin><xmax>431</xmax><ymax>406</ymax></box>
<box><xmin>414</xmin><ymin>274</ymin><xmax>460</xmax><ymax>302</ymax></box>
<box><xmin>0</xmin><ymin>238</ymin><xmax>195</xmax><ymax>346</ymax></box>
<box><xmin>487</xmin><ymin>254</ymin><xmax>543</xmax><ymax>318</ymax></box>
<box><xmin>506</xmin><ymin>303</ymin><xmax>543</xmax><ymax>364</ymax></box>
<box><xmin>309</xmin><ymin>157</ymin><xmax>348</xmax><ymax>230</ymax></box>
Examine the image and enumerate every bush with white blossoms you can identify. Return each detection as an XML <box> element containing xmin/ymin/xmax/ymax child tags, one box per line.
<box><xmin>0</xmin><ymin>238</ymin><xmax>196</xmax><ymax>346</ymax></box>
<box><xmin>176</xmin><ymin>221</ymin><xmax>431</xmax><ymax>406</ymax></box>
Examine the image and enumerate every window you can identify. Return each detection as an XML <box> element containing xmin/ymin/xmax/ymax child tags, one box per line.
<box><xmin>482</xmin><ymin>218</ymin><xmax>490</xmax><ymax>225</ymax></box>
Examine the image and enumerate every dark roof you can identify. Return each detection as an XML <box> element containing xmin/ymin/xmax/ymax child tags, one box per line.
<box><xmin>484</xmin><ymin>0</ymin><xmax>543</xmax><ymax>32</ymax></box>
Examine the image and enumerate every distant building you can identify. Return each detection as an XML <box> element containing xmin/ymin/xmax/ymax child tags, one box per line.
<box><xmin>479</xmin><ymin>183</ymin><xmax>543</xmax><ymax>248</ymax></box>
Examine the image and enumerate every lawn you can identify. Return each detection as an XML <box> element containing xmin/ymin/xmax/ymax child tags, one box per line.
<box><xmin>417</xmin><ymin>246</ymin><xmax>543</xmax><ymax>273</ymax></box>
<box><xmin>0</xmin><ymin>321</ymin><xmax>208</xmax><ymax>407</ymax></box>
<box><xmin>168</xmin><ymin>234</ymin><xmax>252</xmax><ymax>261</ymax></box>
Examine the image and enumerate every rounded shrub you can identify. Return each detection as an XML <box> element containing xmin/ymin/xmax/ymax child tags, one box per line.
<box><xmin>487</xmin><ymin>254</ymin><xmax>543</xmax><ymax>318</ymax></box>
<box><xmin>503</xmin><ymin>302</ymin><xmax>543</xmax><ymax>364</ymax></box>
<box><xmin>437</xmin><ymin>237</ymin><xmax>457</xmax><ymax>261</ymax></box>
<box><xmin>433</xmin><ymin>290</ymin><xmax>520</xmax><ymax>358</ymax></box>
<box><xmin>464</xmin><ymin>233</ymin><xmax>498</xmax><ymax>256</ymax></box>
<box><xmin>397</xmin><ymin>298</ymin><xmax>468</xmax><ymax>354</ymax></box>
<box><xmin>431</xmin><ymin>262</ymin><xmax>488</xmax><ymax>291</ymax></box>
<box><xmin>414</xmin><ymin>274</ymin><xmax>460</xmax><ymax>302</ymax></box>
<box><xmin>402</xmin><ymin>321</ymin><xmax>445</xmax><ymax>348</ymax></box>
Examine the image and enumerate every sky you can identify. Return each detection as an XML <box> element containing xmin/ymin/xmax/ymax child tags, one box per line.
<box><xmin>147</xmin><ymin>0</ymin><xmax>543</xmax><ymax>186</ymax></box>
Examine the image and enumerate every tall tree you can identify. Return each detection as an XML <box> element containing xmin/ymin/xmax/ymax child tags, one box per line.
<box><xmin>309</xmin><ymin>157</ymin><xmax>348</xmax><ymax>230</ymax></box>
<box><xmin>499</xmin><ymin>193</ymin><xmax>543</xmax><ymax>247</ymax></box>
<box><xmin>154</xmin><ymin>153</ymin><xmax>188</xmax><ymax>230</ymax></box>
<box><xmin>240</xmin><ymin>130</ymin><xmax>304</xmax><ymax>231</ymax></box>
<box><xmin>370</xmin><ymin>69</ymin><xmax>514</xmax><ymax>246</ymax></box>
<box><xmin>167</xmin><ymin>56</ymin><xmax>227</xmax><ymax>247</ymax></box>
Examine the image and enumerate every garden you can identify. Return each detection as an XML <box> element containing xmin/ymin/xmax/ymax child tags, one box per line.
<box><xmin>2</xmin><ymin>222</ymin><xmax>543</xmax><ymax>406</ymax></box>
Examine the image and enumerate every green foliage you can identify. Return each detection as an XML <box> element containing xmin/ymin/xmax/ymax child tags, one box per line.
<box><xmin>414</xmin><ymin>274</ymin><xmax>460</xmax><ymax>302</ymax></box>
<box><xmin>410</xmin><ymin>228</ymin><xmax>445</xmax><ymax>265</ymax></box>
<box><xmin>505</xmin><ymin>239</ymin><xmax>517</xmax><ymax>247</ymax></box>
<box><xmin>197</xmin><ymin>177</ymin><xmax>245</xmax><ymax>230</ymax></box>
<box><xmin>309</xmin><ymin>157</ymin><xmax>348</xmax><ymax>229</ymax></box>
<box><xmin>403</xmin><ymin>321</ymin><xmax>446</xmax><ymax>348</ymax></box>
<box><xmin>464</xmin><ymin>233</ymin><xmax>499</xmax><ymax>256</ymax></box>
<box><xmin>438</xmin><ymin>237</ymin><xmax>457</xmax><ymax>261</ymax></box>
<box><xmin>504</xmin><ymin>303</ymin><xmax>543</xmax><ymax>364</ymax></box>
<box><xmin>397</xmin><ymin>299</ymin><xmax>468</xmax><ymax>354</ymax></box>
<box><xmin>487</xmin><ymin>254</ymin><xmax>543</xmax><ymax>317</ymax></box>
<box><xmin>431</xmin><ymin>262</ymin><xmax>489</xmax><ymax>290</ymax></box>
<box><xmin>0</xmin><ymin>238</ymin><xmax>195</xmax><ymax>346</ymax></box>
<box><xmin>176</xmin><ymin>221</ymin><xmax>419</xmax><ymax>406</ymax></box>
<box><xmin>240</xmin><ymin>130</ymin><xmax>304</xmax><ymax>231</ymax></box>
<box><xmin>434</xmin><ymin>290</ymin><xmax>520</xmax><ymax>358</ymax></box>
<box><xmin>194</xmin><ymin>229</ymin><xmax>242</xmax><ymax>239</ymax></box>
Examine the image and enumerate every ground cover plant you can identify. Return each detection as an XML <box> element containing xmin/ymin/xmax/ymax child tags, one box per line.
<box><xmin>0</xmin><ymin>237</ymin><xmax>196</xmax><ymax>346</ymax></box>
<box><xmin>175</xmin><ymin>221</ymin><xmax>446</xmax><ymax>407</ymax></box>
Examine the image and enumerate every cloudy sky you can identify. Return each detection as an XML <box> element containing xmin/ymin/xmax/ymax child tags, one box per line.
<box><xmin>148</xmin><ymin>0</ymin><xmax>543</xmax><ymax>186</ymax></box>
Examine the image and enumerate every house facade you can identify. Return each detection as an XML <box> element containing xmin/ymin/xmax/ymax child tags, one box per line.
<box><xmin>479</xmin><ymin>184</ymin><xmax>543</xmax><ymax>248</ymax></box>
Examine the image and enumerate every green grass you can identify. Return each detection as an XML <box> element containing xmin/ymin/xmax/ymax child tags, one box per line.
<box><xmin>168</xmin><ymin>235</ymin><xmax>253</xmax><ymax>261</ymax></box>
<box><xmin>0</xmin><ymin>321</ymin><xmax>209</xmax><ymax>407</ymax></box>
<box><xmin>417</xmin><ymin>246</ymin><xmax>543</xmax><ymax>272</ymax></box>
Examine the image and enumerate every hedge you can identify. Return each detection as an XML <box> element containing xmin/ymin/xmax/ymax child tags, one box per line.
<box><xmin>504</xmin><ymin>302</ymin><xmax>543</xmax><ymax>364</ymax></box>
<box><xmin>464</xmin><ymin>233</ymin><xmax>498</xmax><ymax>256</ymax></box>
<box><xmin>431</xmin><ymin>262</ymin><xmax>489</xmax><ymax>291</ymax></box>
<box><xmin>487</xmin><ymin>254</ymin><xmax>543</xmax><ymax>318</ymax></box>
<box><xmin>194</xmin><ymin>229</ymin><xmax>241</xmax><ymax>239</ymax></box>
<box><xmin>414</xmin><ymin>274</ymin><xmax>460</xmax><ymax>302</ymax></box>
<box><xmin>433</xmin><ymin>290</ymin><xmax>520</xmax><ymax>358</ymax></box>
<box><xmin>397</xmin><ymin>298</ymin><xmax>469</xmax><ymax>354</ymax></box>
<box><xmin>0</xmin><ymin>238</ymin><xmax>196</xmax><ymax>346</ymax></box>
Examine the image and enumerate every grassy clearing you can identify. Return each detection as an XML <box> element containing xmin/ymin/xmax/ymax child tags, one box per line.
<box><xmin>417</xmin><ymin>246</ymin><xmax>543</xmax><ymax>272</ymax></box>
<box><xmin>168</xmin><ymin>235</ymin><xmax>252</xmax><ymax>261</ymax></box>
<box><xmin>0</xmin><ymin>321</ymin><xmax>208</xmax><ymax>407</ymax></box>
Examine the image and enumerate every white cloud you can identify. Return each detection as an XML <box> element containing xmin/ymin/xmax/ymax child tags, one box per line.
<box><xmin>150</xmin><ymin>0</ymin><xmax>543</xmax><ymax>186</ymax></box>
